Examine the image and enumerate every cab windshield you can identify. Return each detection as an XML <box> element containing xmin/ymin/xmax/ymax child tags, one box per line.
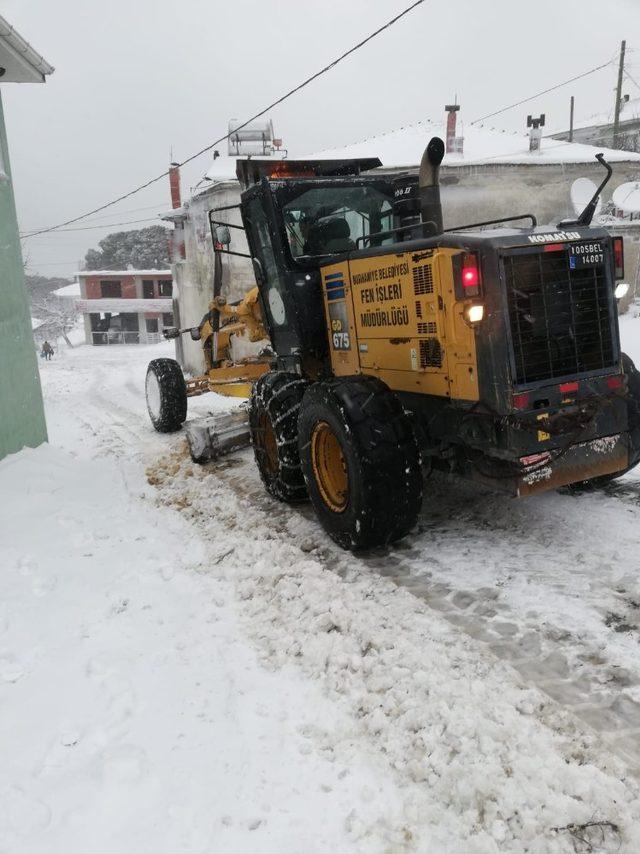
<box><xmin>275</xmin><ymin>182</ymin><xmax>395</xmax><ymax>261</ymax></box>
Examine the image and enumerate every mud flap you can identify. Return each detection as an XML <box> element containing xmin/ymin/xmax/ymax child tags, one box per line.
<box><xmin>518</xmin><ymin>434</ymin><xmax>628</xmax><ymax>497</ymax></box>
<box><xmin>185</xmin><ymin>410</ymin><xmax>250</xmax><ymax>464</ymax></box>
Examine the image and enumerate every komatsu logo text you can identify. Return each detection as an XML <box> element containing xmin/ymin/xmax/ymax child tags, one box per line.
<box><xmin>528</xmin><ymin>231</ymin><xmax>581</xmax><ymax>244</ymax></box>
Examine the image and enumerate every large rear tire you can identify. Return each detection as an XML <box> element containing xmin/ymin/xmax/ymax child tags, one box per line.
<box><xmin>146</xmin><ymin>358</ymin><xmax>187</xmax><ymax>433</ymax></box>
<box><xmin>565</xmin><ymin>352</ymin><xmax>640</xmax><ymax>492</ymax></box>
<box><xmin>249</xmin><ymin>371</ymin><xmax>309</xmax><ymax>504</ymax></box>
<box><xmin>298</xmin><ymin>375</ymin><xmax>422</xmax><ymax>550</ymax></box>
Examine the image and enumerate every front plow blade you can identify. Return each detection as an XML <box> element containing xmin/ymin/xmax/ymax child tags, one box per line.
<box><xmin>184</xmin><ymin>410</ymin><xmax>250</xmax><ymax>464</ymax></box>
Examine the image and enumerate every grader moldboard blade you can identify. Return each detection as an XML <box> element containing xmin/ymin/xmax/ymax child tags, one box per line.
<box><xmin>184</xmin><ymin>409</ymin><xmax>251</xmax><ymax>464</ymax></box>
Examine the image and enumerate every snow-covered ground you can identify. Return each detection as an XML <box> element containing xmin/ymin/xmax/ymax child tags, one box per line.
<box><xmin>2</xmin><ymin>325</ymin><xmax>640</xmax><ymax>852</ymax></box>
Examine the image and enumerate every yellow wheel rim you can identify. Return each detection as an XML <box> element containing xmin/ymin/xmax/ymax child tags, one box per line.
<box><xmin>311</xmin><ymin>421</ymin><xmax>349</xmax><ymax>513</ymax></box>
<box><xmin>258</xmin><ymin>411</ymin><xmax>279</xmax><ymax>476</ymax></box>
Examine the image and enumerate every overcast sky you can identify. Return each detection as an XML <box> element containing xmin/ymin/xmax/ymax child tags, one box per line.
<box><xmin>2</xmin><ymin>0</ymin><xmax>639</xmax><ymax>277</ymax></box>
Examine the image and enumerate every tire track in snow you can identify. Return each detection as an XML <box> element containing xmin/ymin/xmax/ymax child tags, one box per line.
<box><xmin>197</xmin><ymin>451</ymin><xmax>640</xmax><ymax>775</ymax></box>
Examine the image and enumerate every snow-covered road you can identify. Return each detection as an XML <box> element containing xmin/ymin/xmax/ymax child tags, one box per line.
<box><xmin>3</xmin><ymin>323</ymin><xmax>640</xmax><ymax>852</ymax></box>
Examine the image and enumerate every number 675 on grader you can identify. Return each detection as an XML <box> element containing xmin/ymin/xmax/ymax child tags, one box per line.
<box><xmin>146</xmin><ymin>136</ymin><xmax>640</xmax><ymax>550</ymax></box>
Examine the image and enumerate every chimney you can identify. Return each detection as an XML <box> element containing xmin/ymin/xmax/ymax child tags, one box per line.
<box><xmin>169</xmin><ymin>162</ymin><xmax>181</xmax><ymax>209</ymax></box>
<box><xmin>527</xmin><ymin>114</ymin><xmax>545</xmax><ymax>152</ymax></box>
<box><xmin>168</xmin><ymin>162</ymin><xmax>185</xmax><ymax>261</ymax></box>
<box><xmin>445</xmin><ymin>103</ymin><xmax>461</xmax><ymax>154</ymax></box>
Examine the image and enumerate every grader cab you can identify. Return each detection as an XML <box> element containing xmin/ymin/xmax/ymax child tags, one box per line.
<box><xmin>146</xmin><ymin>137</ymin><xmax>640</xmax><ymax>550</ymax></box>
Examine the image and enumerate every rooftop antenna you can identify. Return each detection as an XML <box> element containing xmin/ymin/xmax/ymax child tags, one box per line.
<box><xmin>557</xmin><ymin>152</ymin><xmax>613</xmax><ymax>228</ymax></box>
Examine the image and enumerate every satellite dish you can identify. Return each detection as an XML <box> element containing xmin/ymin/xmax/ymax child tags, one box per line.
<box><xmin>612</xmin><ymin>181</ymin><xmax>640</xmax><ymax>215</ymax></box>
<box><xmin>570</xmin><ymin>177</ymin><xmax>602</xmax><ymax>216</ymax></box>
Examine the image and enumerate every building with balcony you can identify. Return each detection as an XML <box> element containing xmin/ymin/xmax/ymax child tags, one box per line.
<box><xmin>75</xmin><ymin>270</ymin><xmax>174</xmax><ymax>345</ymax></box>
<box><xmin>0</xmin><ymin>14</ymin><xmax>53</xmax><ymax>459</ymax></box>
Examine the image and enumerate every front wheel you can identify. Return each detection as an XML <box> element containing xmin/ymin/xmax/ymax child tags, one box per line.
<box><xmin>298</xmin><ymin>376</ymin><xmax>423</xmax><ymax>550</ymax></box>
<box><xmin>249</xmin><ymin>371</ymin><xmax>309</xmax><ymax>504</ymax></box>
<box><xmin>146</xmin><ymin>358</ymin><xmax>187</xmax><ymax>432</ymax></box>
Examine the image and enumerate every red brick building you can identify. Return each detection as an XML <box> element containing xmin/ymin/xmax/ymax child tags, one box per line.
<box><xmin>75</xmin><ymin>270</ymin><xmax>174</xmax><ymax>345</ymax></box>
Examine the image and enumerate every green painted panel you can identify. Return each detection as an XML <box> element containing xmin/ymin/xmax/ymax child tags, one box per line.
<box><xmin>0</xmin><ymin>90</ymin><xmax>47</xmax><ymax>460</ymax></box>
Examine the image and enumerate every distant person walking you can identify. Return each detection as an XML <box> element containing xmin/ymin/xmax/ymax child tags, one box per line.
<box><xmin>41</xmin><ymin>341</ymin><xmax>54</xmax><ymax>360</ymax></box>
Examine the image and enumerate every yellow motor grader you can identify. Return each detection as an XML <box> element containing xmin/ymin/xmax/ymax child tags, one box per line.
<box><xmin>146</xmin><ymin>138</ymin><xmax>640</xmax><ymax>550</ymax></box>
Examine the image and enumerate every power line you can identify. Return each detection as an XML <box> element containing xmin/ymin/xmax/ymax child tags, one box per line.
<box><xmin>21</xmin><ymin>0</ymin><xmax>427</xmax><ymax>240</ymax></box>
<box><xmin>624</xmin><ymin>68</ymin><xmax>640</xmax><ymax>92</ymax></box>
<box><xmin>470</xmin><ymin>60</ymin><xmax>614</xmax><ymax>125</ymax></box>
<box><xmin>20</xmin><ymin>201</ymin><xmax>169</xmax><ymax>231</ymax></box>
<box><xmin>26</xmin><ymin>260</ymin><xmax>81</xmax><ymax>267</ymax></box>
<box><xmin>20</xmin><ymin>216</ymin><xmax>163</xmax><ymax>237</ymax></box>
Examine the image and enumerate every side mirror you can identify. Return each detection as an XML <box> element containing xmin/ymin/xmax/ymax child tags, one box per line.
<box><xmin>162</xmin><ymin>326</ymin><xmax>180</xmax><ymax>340</ymax></box>
<box><xmin>190</xmin><ymin>327</ymin><xmax>202</xmax><ymax>341</ymax></box>
<box><xmin>214</xmin><ymin>225</ymin><xmax>231</xmax><ymax>246</ymax></box>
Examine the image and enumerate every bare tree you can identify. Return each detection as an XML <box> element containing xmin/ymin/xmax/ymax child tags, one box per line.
<box><xmin>30</xmin><ymin>294</ymin><xmax>78</xmax><ymax>348</ymax></box>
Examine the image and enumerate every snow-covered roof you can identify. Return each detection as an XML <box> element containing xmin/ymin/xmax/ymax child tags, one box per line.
<box><xmin>0</xmin><ymin>14</ymin><xmax>54</xmax><ymax>83</ymax></box>
<box><xmin>53</xmin><ymin>281</ymin><xmax>81</xmax><ymax>298</ymax></box>
<box><xmin>76</xmin><ymin>270</ymin><xmax>172</xmax><ymax>277</ymax></box>
<box><xmin>204</xmin><ymin>152</ymin><xmax>286</xmax><ymax>183</ymax></box>
<box><xmin>304</xmin><ymin>119</ymin><xmax>640</xmax><ymax>168</ymax></box>
<box><xmin>564</xmin><ymin>96</ymin><xmax>640</xmax><ymax>133</ymax></box>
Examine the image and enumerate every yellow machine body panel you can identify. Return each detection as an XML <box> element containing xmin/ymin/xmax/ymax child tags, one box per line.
<box><xmin>321</xmin><ymin>248</ymin><xmax>479</xmax><ymax>402</ymax></box>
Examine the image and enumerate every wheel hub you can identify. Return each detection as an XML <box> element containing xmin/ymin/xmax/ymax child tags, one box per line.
<box><xmin>145</xmin><ymin>371</ymin><xmax>161</xmax><ymax>419</ymax></box>
<box><xmin>311</xmin><ymin>421</ymin><xmax>348</xmax><ymax>513</ymax></box>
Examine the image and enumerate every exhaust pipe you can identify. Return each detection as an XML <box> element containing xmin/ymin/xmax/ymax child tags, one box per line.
<box><xmin>419</xmin><ymin>136</ymin><xmax>445</xmax><ymax>236</ymax></box>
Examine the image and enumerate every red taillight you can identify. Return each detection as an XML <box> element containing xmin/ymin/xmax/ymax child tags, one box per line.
<box><xmin>613</xmin><ymin>236</ymin><xmax>624</xmax><ymax>279</ymax></box>
<box><xmin>543</xmin><ymin>243</ymin><xmax>565</xmax><ymax>253</ymax></box>
<box><xmin>461</xmin><ymin>253</ymin><xmax>481</xmax><ymax>297</ymax></box>
<box><xmin>463</xmin><ymin>267</ymin><xmax>479</xmax><ymax>287</ymax></box>
<box><xmin>559</xmin><ymin>381</ymin><xmax>579</xmax><ymax>394</ymax></box>
<box><xmin>513</xmin><ymin>392</ymin><xmax>531</xmax><ymax>410</ymax></box>
<box><xmin>607</xmin><ymin>375</ymin><xmax>623</xmax><ymax>390</ymax></box>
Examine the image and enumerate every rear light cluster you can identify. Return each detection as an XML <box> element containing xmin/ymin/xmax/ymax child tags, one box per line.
<box><xmin>607</xmin><ymin>374</ymin><xmax>624</xmax><ymax>390</ymax></box>
<box><xmin>455</xmin><ymin>251</ymin><xmax>485</xmax><ymax>324</ymax></box>
<box><xmin>613</xmin><ymin>236</ymin><xmax>624</xmax><ymax>279</ymax></box>
<box><xmin>512</xmin><ymin>392</ymin><xmax>531</xmax><ymax>411</ymax></box>
<box><xmin>461</xmin><ymin>252</ymin><xmax>481</xmax><ymax>297</ymax></box>
<box><xmin>512</xmin><ymin>375</ymin><xmax>624</xmax><ymax>410</ymax></box>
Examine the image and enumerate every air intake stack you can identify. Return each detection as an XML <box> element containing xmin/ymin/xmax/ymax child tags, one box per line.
<box><xmin>419</xmin><ymin>136</ymin><xmax>445</xmax><ymax>236</ymax></box>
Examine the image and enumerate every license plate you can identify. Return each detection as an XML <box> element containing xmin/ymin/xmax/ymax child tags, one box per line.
<box><xmin>569</xmin><ymin>241</ymin><xmax>605</xmax><ymax>269</ymax></box>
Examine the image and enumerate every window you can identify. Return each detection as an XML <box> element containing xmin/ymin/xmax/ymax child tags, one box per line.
<box><xmin>100</xmin><ymin>280</ymin><xmax>122</xmax><ymax>298</ymax></box>
<box><xmin>247</xmin><ymin>198</ymin><xmax>286</xmax><ymax>326</ymax></box>
<box><xmin>162</xmin><ymin>312</ymin><xmax>174</xmax><ymax>327</ymax></box>
<box><xmin>142</xmin><ymin>280</ymin><xmax>155</xmax><ymax>299</ymax></box>
<box><xmin>277</xmin><ymin>184</ymin><xmax>394</xmax><ymax>260</ymax></box>
<box><xmin>146</xmin><ymin>318</ymin><xmax>159</xmax><ymax>333</ymax></box>
<box><xmin>158</xmin><ymin>280</ymin><xmax>172</xmax><ymax>297</ymax></box>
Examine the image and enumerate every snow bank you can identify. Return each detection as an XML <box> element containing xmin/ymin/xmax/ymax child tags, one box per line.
<box><xmin>0</xmin><ymin>442</ymin><xmax>404</xmax><ymax>853</ymax></box>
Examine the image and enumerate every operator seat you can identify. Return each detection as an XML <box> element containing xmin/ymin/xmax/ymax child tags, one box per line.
<box><xmin>305</xmin><ymin>217</ymin><xmax>355</xmax><ymax>254</ymax></box>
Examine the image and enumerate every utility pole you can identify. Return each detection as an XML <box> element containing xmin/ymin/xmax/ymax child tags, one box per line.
<box><xmin>569</xmin><ymin>95</ymin><xmax>574</xmax><ymax>142</ymax></box>
<box><xmin>613</xmin><ymin>39</ymin><xmax>626</xmax><ymax>149</ymax></box>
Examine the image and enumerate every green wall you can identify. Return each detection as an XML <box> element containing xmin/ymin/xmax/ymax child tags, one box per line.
<box><xmin>0</xmin><ymin>89</ymin><xmax>47</xmax><ymax>459</ymax></box>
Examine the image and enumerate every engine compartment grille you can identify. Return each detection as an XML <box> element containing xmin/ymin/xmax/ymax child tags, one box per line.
<box><xmin>419</xmin><ymin>338</ymin><xmax>442</xmax><ymax>368</ymax></box>
<box><xmin>503</xmin><ymin>249</ymin><xmax>616</xmax><ymax>385</ymax></box>
<box><xmin>413</xmin><ymin>264</ymin><xmax>434</xmax><ymax>295</ymax></box>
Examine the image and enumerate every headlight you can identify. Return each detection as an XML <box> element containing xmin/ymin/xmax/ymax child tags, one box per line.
<box><xmin>464</xmin><ymin>304</ymin><xmax>485</xmax><ymax>323</ymax></box>
<box><xmin>615</xmin><ymin>282</ymin><xmax>630</xmax><ymax>300</ymax></box>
